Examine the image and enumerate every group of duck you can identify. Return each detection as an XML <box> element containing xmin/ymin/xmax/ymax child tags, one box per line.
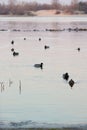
<box><xmin>46</xmin><ymin>27</ymin><xmax>87</xmax><ymax>32</ymax></box>
<box><xmin>34</xmin><ymin>37</ymin><xmax>80</xmax><ymax>89</ymax></box>
<box><xmin>34</xmin><ymin>62</ymin><xmax>75</xmax><ymax>88</ymax></box>
<box><xmin>1</xmin><ymin>27</ymin><xmax>87</xmax><ymax>32</ymax></box>
<box><xmin>10</xmin><ymin>37</ymin><xmax>80</xmax><ymax>89</ymax></box>
<box><xmin>63</xmin><ymin>73</ymin><xmax>75</xmax><ymax>88</ymax></box>
<box><xmin>11</xmin><ymin>38</ymin><xmax>50</xmax><ymax>57</ymax></box>
<box><xmin>11</xmin><ymin>40</ymin><xmax>19</xmax><ymax>56</ymax></box>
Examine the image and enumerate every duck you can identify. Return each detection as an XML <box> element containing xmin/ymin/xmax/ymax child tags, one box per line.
<box><xmin>39</xmin><ymin>38</ymin><xmax>41</xmax><ymax>41</ymax></box>
<box><xmin>24</xmin><ymin>38</ymin><xmax>26</xmax><ymax>40</ymax></box>
<box><xmin>77</xmin><ymin>48</ymin><xmax>80</xmax><ymax>51</ymax></box>
<box><xmin>69</xmin><ymin>79</ymin><xmax>75</xmax><ymax>88</ymax></box>
<box><xmin>13</xmin><ymin>51</ymin><xmax>19</xmax><ymax>56</ymax></box>
<box><xmin>63</xmin><ymin>72</ymin><xmax>69</xmax><ymax>81</ymax></box>
<box><xmin>34</xmin><ymin>63</ymin><xmax>43</xmax><ymax>69</ymax></box>
<box><xmin>11</xmin><ymin>48</ymin><xmax>14</xmax><ymax>52</ymax></box>
<box><xmin>44</xmin><ymin>45</ymin><xmax>50</xmax><ymax>49</ymax></box>
<box><xmin>11</xmin><ymin>40</ymin><xmax>14</xmax><ymax>44</ymax></box>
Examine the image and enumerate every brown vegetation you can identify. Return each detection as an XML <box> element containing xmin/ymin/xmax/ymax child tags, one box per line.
<box><xmin>0</xmin><ymin>0</ymin><xmax>87</xmax><ymax>16</ymax></box>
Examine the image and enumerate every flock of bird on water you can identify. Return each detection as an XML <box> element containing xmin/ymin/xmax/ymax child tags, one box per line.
<box><xmin>0</xmin><ymin>26</ymin><xmax>83</xmax><ymax>93</ymax></box>
<box><xmin>10</xmin><ymin>34</ymin><xmax>81</xmax><ymax>90</ymax></box>
<box><xmin>0</xmin><ymin>27</ymin><xmax>87</xmax><ymax>32</ymax></box>
<box><xmin>0</xmin><ymin>26</ymin><xmax>84</xmax><ymax>93</ymax></box>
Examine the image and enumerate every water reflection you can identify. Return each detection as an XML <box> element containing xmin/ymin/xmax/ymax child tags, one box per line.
<box><xmin>0</xmin><ymin>82</ymin><xmax>4</xmax><ymax>93</ymax></box>
<box><xmin>0</xmin><ymin>79</ymin><xmax>22</xmax><ymax>94</ymax></box>
<box><xmin>19</xmin><ymin>80</ymin><xmax>21</xmax><ymax>95</ymax></box>
<box><xmin>9</xmin><ymin>79</ymin><xmax>13</xmax><ymax>87</ymax></box>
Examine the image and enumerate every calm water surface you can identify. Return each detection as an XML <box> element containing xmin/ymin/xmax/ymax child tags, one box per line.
<box><xmin>0</xmin><ymin>16</ymin><xmax>87</xmax><ymax>128</ymax></box>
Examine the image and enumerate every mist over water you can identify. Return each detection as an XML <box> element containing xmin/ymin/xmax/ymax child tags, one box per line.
<box><xmin>0</xmin><ymin>16</ymin><xmax>87</xmax><ymax>128</ymax></box>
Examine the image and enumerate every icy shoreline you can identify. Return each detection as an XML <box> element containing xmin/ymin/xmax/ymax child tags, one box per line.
<box><xmin>0</xmin><ymin>120</ymin><xmax>87</xmax><ymax>129</ymax></box>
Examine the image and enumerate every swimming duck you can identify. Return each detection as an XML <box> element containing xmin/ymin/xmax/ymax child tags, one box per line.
<box><xmin>11</xmin><ymin>40</ymin><xmax>14</xmax><ymax>44</ymax></box>
<box><xmin>34</xmin><ymin>63</ymin><xmax>43</xmax><ymax>69</ymax></box>
<box><xmin>63</xmin><ymin>73</ymin><xmax>69</xmax><ymax>81</ymax></box>
<box><xmin>24</xmin><ymin>38</ymin><xmax>26</xmax><ymax>40</ymax></box>
<box><xmin>69</xmin><ymin>79</ymin><xmax>75</xmax><ymax>88</ymax></box>
<box><xmin>13</xmin><ymin>51</ymin><xmax>19</xmax><ymax>56</ymax></box>
<box><xmin>39</xmin><ymin>38</ymin><xmax>41</xmax><ymax>41</ymax></box>
<box><xmin>11</xmin><ymin>48</ymin><xmax>14</xmax><ymax>52</ymax></box>
<box><xmin>44</xmin><ymin>45</ymin><xmax>50</xmax><ymax>49</ymax></box>
<box><xmin>77</xmin><ymin>48</ymin><xmax>80</xmax><ymax>51</ymax></box>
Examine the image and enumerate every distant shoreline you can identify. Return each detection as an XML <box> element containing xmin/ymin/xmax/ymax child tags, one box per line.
<box><xmin>0</xmin><ymin>122</ymin><xmax>87</xmax><ymax>130</ymax></box>
<box><xmin>0</xmin><ymin>10</ymin><xmax>87</xmax><ymax>17</ymax></box>
<box><xmin>0</xmin><ymin>14</ymin><xmax>87</xmax><ymax>18</ymax></box>
<box><xmin>0</xmin><ymin>127</ymin><xmax>87</xmax><ymax>130</ymax></box>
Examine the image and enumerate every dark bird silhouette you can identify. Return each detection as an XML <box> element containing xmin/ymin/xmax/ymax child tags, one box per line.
<box><xmin>13</xmin><ymin>51</ymin><xmax>19</xmax><ymax>56</ymax></box>
<box><xmin>34</xmin><ymin>63</ymin><xmax>43</xmax><ymax>69</ymax></box>
<box><xmin>63</xmin><ymin>73</ymin><xmax>69</xmax><ymax>81</ymax></box>
<box><xmin>44</xmin><ymin>45</ymin><xmax>50</xmax><ymax>49</ymax></box>
<box><xmin>11</xmin><ymin>40</ymin><xmax>14</xmax><ymax>44</ymax></box>
<box><xmin>39</xmin><ymin>38</ymin><xmax>41</xmax><ymax>41</ymax></box>
<box><xmin>24</xmin><ymin>38</ymin><xmax>26</xmax><ymax>40</ymax></box>
<box><xmin>69</xmin><ymin>79</ymin><xmax>75</xmax><ymax>88</ymax></box>
<box><xmin>77</xmin><ymin>48</ymin><xmax>80</xmax><ymax>51</ymax></box>
<box><xmin>11</xmin><ymin>48</ymin><xmax>14</xmax><ymax>52</ymax></box>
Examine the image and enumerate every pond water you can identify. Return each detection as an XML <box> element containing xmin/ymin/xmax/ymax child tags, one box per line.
<box><xmin>0</xmin><ymin>16</ymin><xmax>87</xmax><ymax>128</ymax></box>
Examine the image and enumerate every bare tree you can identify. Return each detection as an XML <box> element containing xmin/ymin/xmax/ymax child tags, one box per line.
<box><xmin>7</xmin><ymin>0</ymin><xmax>17</xmax><ymax>14</ymax></box>
<box><xmin>0</xmin><ymin>0</ymin><xmax>86</xmax><ymax>15</ymax></box>
<box><xmin>69</xmin><ymin>0</ymin><xmax>79</xmax><ymax>13</ymax></box>
<box><xmin>51</xmin><ymin>0</ymin><xmax>60</xmax><ymax>9</ymax></box>
<box><xmin>71</xmin><ymin>0</ymin><xmax>78</xmax><ymax>5</ymax></box>
<box><xmin>8</xmin><ymin>0</ymin><xmax>17</xmax><ymax>5</ymax></box>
